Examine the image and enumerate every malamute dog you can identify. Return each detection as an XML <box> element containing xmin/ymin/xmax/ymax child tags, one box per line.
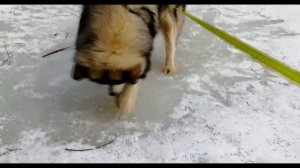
<box><xmin>72</xmin><ymin>5</ymin><xmax>185</xmax><ymax>115</ymax></box>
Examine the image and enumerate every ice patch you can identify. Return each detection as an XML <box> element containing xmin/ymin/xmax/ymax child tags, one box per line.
<box><xmin>0</xmin><ymin>5</ymin><xmax>16</xmax><ymax>11</ymax></box>
<box><xmin>182</xmin><ymin>74</ymin><xmax>202</xmax><ymax>92</ymax></box>
<box><xmin>49</xmin><ymin>76</ymin><xmax>68</xmax><ymax>87</ymax></box>
<box><xmin>170</xmin><ymin>93</ymin><xmax>223</xmax><ymax>119</ymax></box>
<box><xmin>12</xmin><ymin>76</ymin><xmax>34</xmax><ymax>91</ymax></box>
<box><xmin>23</xmin><ymin>89</ymin><xmax>52</xmax><ymax>99</ymax></box>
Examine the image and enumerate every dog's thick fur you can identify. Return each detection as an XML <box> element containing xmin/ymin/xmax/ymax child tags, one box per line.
<box><xmin>72</xmin><ymin>5</ymin><xmax>185</xmax><ymax>115</ymax></box>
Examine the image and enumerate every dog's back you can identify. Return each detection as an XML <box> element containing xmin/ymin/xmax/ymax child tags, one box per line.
<box><xmin>77</xmin><ymin>6</ymin><xmax>153</xmax><ymax>58</ymax></box>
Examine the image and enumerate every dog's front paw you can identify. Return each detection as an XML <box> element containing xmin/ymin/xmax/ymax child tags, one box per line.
<box><xmin>115</xmin><ymin>92</ymin><xmax>135</xmax><ymax>115</ymax></box>
<box><xmin>163</xmin><ymin>64</ymin><xmax>176</xmax><ymax>74</ymax></box>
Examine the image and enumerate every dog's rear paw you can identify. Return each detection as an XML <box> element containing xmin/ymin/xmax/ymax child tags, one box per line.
<box><xmin>163</xmin><ymin>64</ymin><xmax>176</xmax><ymax>74</ymax></box>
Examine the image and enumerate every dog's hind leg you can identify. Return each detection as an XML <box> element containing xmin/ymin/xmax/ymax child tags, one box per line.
<box><xmin>115</xmin><ymin>82</ymin><xmax>139</xmax><ymax>115</ymax></box>
<box><xmin>159</xmin><ymin>5</ymin><xmax>185</xmax><ymax>74</ymax></box>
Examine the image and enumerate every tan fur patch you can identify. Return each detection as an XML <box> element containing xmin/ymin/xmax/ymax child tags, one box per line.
<box><xmin>75</xmin><ymin>5</ymin><xmax>153</xmax><ymax>73</ymax></box>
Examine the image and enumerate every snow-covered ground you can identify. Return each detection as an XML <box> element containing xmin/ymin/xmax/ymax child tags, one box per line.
<box><xmin>0</xmin><ymin>5</ymin><xmax>300</xmax><ymax>163</ymax></box>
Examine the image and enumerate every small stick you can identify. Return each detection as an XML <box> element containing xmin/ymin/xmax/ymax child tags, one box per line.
<box><xmin>42</xmin><ymin>46</ymin><xmax>74</xmax><ymax>58</ymax></box>
<box><xmin>65</xmin><ymin>139</ymin><xmax>115</xmax><ymax>152</ymax></box>
<box><xmin>1</xmin><ymin>54</ymin><xmax>13</xmax><ymax>66</ymax></box>
<box><xmin>0</xmin><ymin>148</ymin><xmax>21</xmax><ymax>156</ymax></box>
<box><xmin>65</xmin><ymin>148</ymin><xmax>94</xmax><ymax>152</ymax></box>
<box><xmin>65</xmin><ymin>32</ymin><xmax>69</xmax><ymax>39</ymax></box>
<box><xmin>95</xmin><ymin>139</ymin><xmax>115</xmax><ymax>149</ymax></box>
<box><xmin>3</xmin><ymin>41</ymin><xmax>11</xmax><ymax>65</ymax></box>
<box><xmin>1</xmin><ymin>59</ymin><xmax>8</xmax><ymax>66</ymax></box>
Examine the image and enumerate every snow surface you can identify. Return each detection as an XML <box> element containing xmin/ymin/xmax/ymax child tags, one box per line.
<box><xmin>0</xmin><ymin>5</ymin><xmax>300</xmax><ymax>163</ymax></box>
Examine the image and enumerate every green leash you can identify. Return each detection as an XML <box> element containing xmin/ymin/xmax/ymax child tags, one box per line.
<box><xmin>178</xmin><ymin>8</ymin><xmax>300</xmax><ymax>87</ymax></box>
